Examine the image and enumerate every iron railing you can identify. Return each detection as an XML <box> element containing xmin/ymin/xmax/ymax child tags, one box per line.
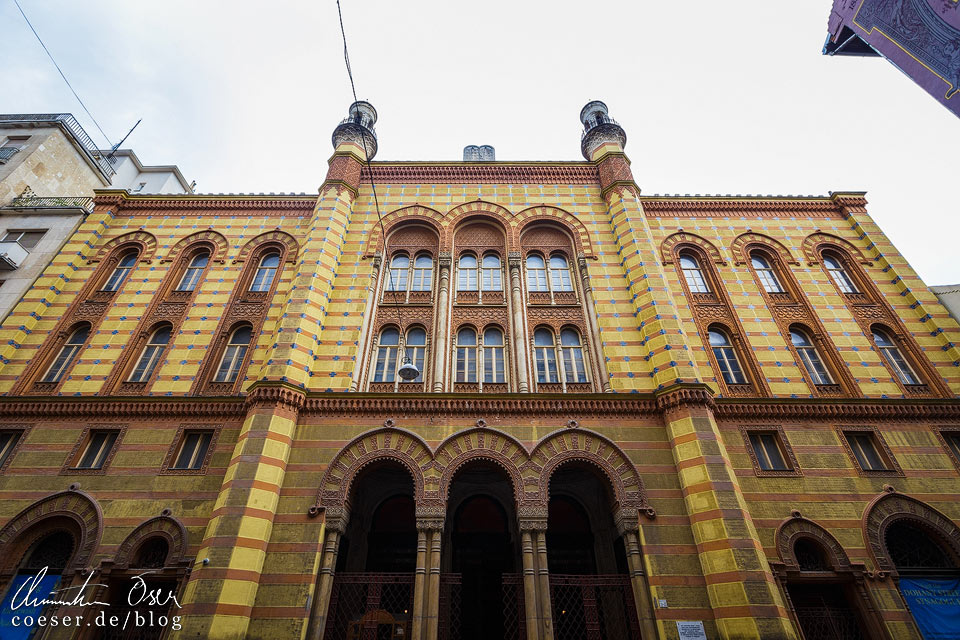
<box><xmin>6</xmin><ymin>196</ymin><xmax>94</xmax><ymax>212</ymax></box>
<box><xmin>581</xmin><ymin>115</ymin><xmax>622</xmax><ymax>139</ymax></box>
<box><xmin>324</xmin><ymin>572</ymin><xmax>415</xmax><ymax>640</ymax></box>
<box><xmin>439</xmin><ymin>573</ymin><xmax>462</xmax><ymax>640</ymax></box>
<box><xmin>336</xmin><ymin>116</ymin><xmax>378</xmax><ymax>140</ymax></box>
<box><xmin>550</xmin><ymin>574</ymin><xmax>641</xmax><ymax>640</ymax></box>
<box><xmin>0</xmin><ymin>114</ymin><xmax>115</xmax><ymax>177</ymax></box>
<box><xmin>0</xmin><ymin>147</ymin><xmax>19</xmax><ymax>163</ymax></box>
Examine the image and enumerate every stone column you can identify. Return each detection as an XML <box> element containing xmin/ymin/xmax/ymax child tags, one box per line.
<box><xmin>414</xmin><ymin>507</ymin><xmax>444</xmax><ymax>640</ymax></box>
<box><xmin>578</xmin><ymin>255</ymin><xmax>612</xmax><ymax>392</ymax></box>
<box><xmin>350</xmin><ymin>255</ymin><xmax>382</xmax><ymax>391</ymax></box>
<box><xmin>616</xmin><ymin>509</ymin><xmax>658</xmax><ymax>640</ymax></box>
<box><xmin>508</xmin><ymin>253</ymin><xmax>530</xmax><ymax>392</ymax></box>
<box><xmin>306</xmin><ymin>507</ymin><xmax>348</xmax><ymax>640</ymax></box>
<box><xmin>411</xmin><ymin>530</ymin><xmax>429</xmax><ymax>640</ymax></box>
<box><xmin>521</xmin><ymin>530</ymin><xmax>540</xmax><ymax>640</ymax></box>
<box><xmin>519</xmin><ymin>509</ymin><xmax>551</xmax><ymax>640</ymax></box>
<box><xmin>658</xmin><ymin>386</ymin><xmax>798</xmax><ymax>639</ymax></box>
<box><xmin>432</xmin><ymin>253</ymin><xmax>452</xmax><ymax>392</ymax></box>
<box><xmin>534</xmin><ymin>529</ymin><xmax>555</xmax><ymax>640</ymax></box>
<box><xmin>425</xmin><ymin>528</ymin><xmax>444</xmax><ymax>640</ymax></box>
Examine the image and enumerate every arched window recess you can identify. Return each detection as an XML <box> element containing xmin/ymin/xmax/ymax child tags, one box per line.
<box><xmin>532</xmin><ymin>326</ymin><xmax>591</xmax><ymax>393</ymax></box>
<box><xmin>369</xmin><ymin>325</ymin><xmax>429</xmax><ymax>392</ymax></box>
<box><xmin>382</xmin><ymin>252</ymin><xmax>435</xmax><ymax>304</ymax></box>
<box><xmin>707</xmin><ymin>325</ymin><xmax>756</xmax><ymax>396</ymax></box>
<box><xmin>788</xmin><ymin>325</ymin><xmax>844</xmax><ymax>396</ymax></box>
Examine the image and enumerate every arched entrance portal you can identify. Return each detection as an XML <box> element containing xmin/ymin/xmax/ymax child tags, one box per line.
<box><xmin>443</xmin><ymin>462</ymin><xmax>522</xmax><ymax>640</ymax></box>
<box><xmin>547</xmin><ymin>463</ymin><xmax>641</xmax><ymax>640</ymax></box>
<box><xmin>325</xmin><ymin>463</ymin><xmax>418</xmax><ymax>640</ymax></box>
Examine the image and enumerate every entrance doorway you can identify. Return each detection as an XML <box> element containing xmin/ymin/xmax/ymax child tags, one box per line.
<box><xmin>444</xmin><ymin>462</ymin><xmax>521</xmax><ymax>640</ymax></box>
<box><xmin>787</xmin><ymin>583</ymin><xmax>867</xmax><ymax>640</ymax></box>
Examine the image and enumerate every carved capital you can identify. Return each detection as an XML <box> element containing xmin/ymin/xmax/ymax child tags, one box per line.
<box><xmin>655</xmin><ymin>384</ymin><xmax>716</xmax><ymax>413</ymax></box>
<box><xmin>245</xmin><ymin>384</ymin><xmax>306</xmax><ymax>413</ymax></box>
<box><xmin>517</xmin><ymin>504</ymin><xmax>548</xmax><ymax>532</ymax></box>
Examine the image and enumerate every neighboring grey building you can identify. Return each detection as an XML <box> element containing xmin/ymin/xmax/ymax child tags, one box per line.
<box><xmin>0</xmin><ymin>113</ymin><xmax>192</xmax><ymax>321</ymax></box>
<box><xmin>931</xmin><ymin>284</ymin><xmax>960</xmax><ymax>324</ymax></box>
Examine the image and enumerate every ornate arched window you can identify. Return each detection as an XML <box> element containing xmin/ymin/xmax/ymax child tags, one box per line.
<box><xmin>457</xmin><ymin>254</ymin><xmax>478</xmax><ymax>291</ymax></box>
<box><xmin>483</xmin><ymin>327</ymin><xmax>506</xmax><ymax>384</ymax></box>
<box><xmin>533</xmin><ymin>328</ymin><xmax>559</xmax><ymax>384</ymax></box>
<box><xmin>872</xmin><ymin>326</ymin><xmax>920</xmax><ymax>386</ymax></box>
<box><xmin>549</xmin><ymin>254</ymin><xmax>573</xmax><ymax>292</ymax></box>
<box><xmin>708</xmin><ymin>327</ymin><xmax>747</xmax><ymax>385</ymax></box>
<box><xmin>373</xmin><ymin>328</ymin><xmax>400</xmax><ymax>383</ymax></box>
<box><xmin>249</xmin><ymin>252</ymin><xmax>280</xmax><ymax>292</ymax></box>
<box><xmin>793</xmin><ymin>538</ymin><xmax>831</xmax><ymax>572</ymax></box>
<box><xmin>386</xmin><ymin>253</ymin><xmax>409</xmax><ymax>292</ymax></box>
<box><xmin>679</xmin><ymin>252</ymin><xmax>710</xmax><ymax>293</ymax></box>
<box><xmin>41</xmin><ymin>324</ymin><xmax>90</xmax><ymax>384</ymax></box>
<box><xmin>526</xmin><ymin>254</ymin><xmax>548</xmax><ymax>292</ymax></box>
<box><xmin>176</xmin><ymin>251</ymin><xmax>210</xmax><ymax>292</ymax></box>
<box><xmin>102</xmin><ymin>250</ymin><xmax>138</xmax><ymax>292</ymax></box>
<box><xmin>411</xmin><ymin>253</ymin><xmax>433</xmax><ymax>291</ymax></box>
<box><xmin>822</xmin><ymin>252</ymin><xmax>858</xmax><ymax>294</ymax></box>
<box><xmin>129</xmin><ymin>324</ymin><xmax>172</xmax><ymax>383</ymax></box>
<box><xmin>481</xmin><ymin>253</ymin><xmax>502</xmax><ymax>291</ymax></box>
<box><xmin>403</xmin><ymin>327</ymin><xmax>427</xmax><ymax>384</ymax></box>
<box><xmin>790</xmin><ymin>326</ymin><xmax>833</xmax><ymax>386</ymax></box>
<box><xmin>455</xmin><ymin>327</ymin><xmax>478</xmax><ymax>383</ymax></box>
<box><xmin>214</xmin><ymin>325</ymin><xmax>253</xmax><ymax>383</ymax></box>
<box><xmin>750</xmin><ymin>253</ymin><xmax>784</xmax><ymax>293</ymax></box>
<box><xmin>560</xmin><ymin>328</ymin><xmax>587</xmax><ymax>383</ymax></box>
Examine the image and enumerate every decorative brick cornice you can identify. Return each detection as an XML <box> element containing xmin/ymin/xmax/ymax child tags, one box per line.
<box><xmin>359</xmin><ymin>164</ymin><xmax>599</xmax><ymax>184</ymax></box>
<box><xmin>0</xmin><ymin>398</ymin><xmax>245</xmax><ymax>419</ymax></box>
<box><xmin>655</xmin><ymin>385</ymin><xmax>716</xmax><ymax>412</ymax></box>
<box><xmin>92</xmin><ymin>190</ymin><xmax>316</xmax><ymax>214</ymax></box>
<box><xmin>640</xmin><ymin>196</ymin><xmax>845</xmax><ymax>218</ymax></box>
<box><xmin>245</xmin><ymin>384</ymin><xmax>306</xmax><ymax>412</ymax></box>
<box><xmin>715</xmin><ymin>398</ymin><xmax>960</xmax><ymax>421</ymax></box>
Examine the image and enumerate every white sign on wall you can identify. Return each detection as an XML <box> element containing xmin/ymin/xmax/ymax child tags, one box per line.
<box><xmin>676</xmin><ymin>620</ymin><xmax>707</xmax><ymax>640</ymax></box>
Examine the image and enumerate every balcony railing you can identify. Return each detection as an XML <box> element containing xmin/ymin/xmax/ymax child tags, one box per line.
<box><xmin>336</xmin><ymin>116</ymin><xmax>378</xmax><ymax>140</ymax></box>
<box><xmin>0</xmin><ymin>113</ymin><xmax>115</xmax><ymax>177</ymax></box>
<box><xmin>0</xmin><ymin>147</ymin><xmax>20</xmax><ymax>163</ymax></box>
<box><xmin>581</xmin><ymin>115</ymin><xmax>622</xmax><ymax>139</ymax></box>
<box><xmin>5</xmin><ymin>196</ymin><xmax>94</xmax><ymax>212</ymax></box>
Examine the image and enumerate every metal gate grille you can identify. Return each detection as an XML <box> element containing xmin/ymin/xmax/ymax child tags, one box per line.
<box><xmin>549</xmin><ymin>574</ymin><xmax>641</xmax><ymax>640</ymax></box>
<box><xmin>324</xmin><ymin>572</ymin><xmax>415</xmax><ymax>640</ymax></box>
<box><xmin>439</xmin><ymin>573</ymin><xmax>462</xmax><ymax>640</ymax></box>
<box><xmin>501</xmin><ymin>573</ymin><xmax>526</xmax><ymax>640</ymax></box>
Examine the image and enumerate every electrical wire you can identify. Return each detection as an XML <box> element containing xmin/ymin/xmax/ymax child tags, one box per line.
<box><xmin>336</xmin><ymin>0</ymin><xmax>407</xmax><ymax>337</ymax></box>
<box><xmin>13</xmin><ymin>0</ymin><xmax>114</xmax><ymax>149</ymax></box>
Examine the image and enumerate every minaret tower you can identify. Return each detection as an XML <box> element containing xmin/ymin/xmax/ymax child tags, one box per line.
<box><xmin>580</xmin><ymin>100</ymin><xmax>797</xmax><ymax>639</ymax></box>
<box><xmin>331</xmin><ymin>100</ymin><xmax>378</xmax><ymax>160</ymax></box>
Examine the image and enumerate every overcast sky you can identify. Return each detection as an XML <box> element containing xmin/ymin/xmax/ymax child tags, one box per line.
<box><xmin>3</xmin><ymin>1</ymin><xmax>958</xmax><ymax>284</ymax></box>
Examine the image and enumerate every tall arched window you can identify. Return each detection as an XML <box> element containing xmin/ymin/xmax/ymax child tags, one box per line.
<box><xmin>533</xmin><ymin>328</ymin><xmax>558</xmax><ymax>383</ymax></box>
<box><xmin>214</xmin><ymin>325</ymin><xmax>253</xmax><ymax>383</ymax></box>
<box><xmin>481</xmin><ymin>253</ymin><xmax>502</xmax><ymax>291</ymax></box>
<box><xmin>404</xmin><ymin>327</ymin><xmax>427</xmax><ymax>384</ymax></box>
<box><xmin>560</xmin><ymin>329</ymin><xmax>587</xmax><ymax>383</ymax></box>
<box><xmin>411</xmin><ymin>253</ymin><xmax>433</xmax><ymax>291</ymax></box>
<box><xmin>750</xmin><ymin>253</ymin><xmax>784</xmax><ymax>293</ymax></box>
<box><xmin>176</xmin><ymin>251</ymin><xmax>210</xmax><ymax>292</ymax></box>
<box><xmin>387</xmin><ymin>254</ymin><xmax>409</xmax><ymax>291</ymax></box>
<box><xmin>708</xmin><ymin>328</ymin><xmax>747</xmax><ymax>384</ymax></box>
<box><xmin>129</xmin><ymin>325</ymin><xmax>172</xmax><ymax>383</ymax></box>
<box><xmin>549</xmin><ymin>254</ymin><xmax>573</xmax><ymax>292</ymax></box>
<box><xmin>455</xmin><ymin>328</ymin><xmax>478</xmax><ymax>383</ymax></box>
<box><xmin>679</xmin><ymin>253</ymin><xmax>710</xmax><ymax>293</ymax></box>
<box><xmin>373</xmin><ymin>328</ymin><xmax>400</xmax><ymax>383</ymax></box>
<box><xmin>457</xmin><ymin>254</ymin><xmax>478</xmax><ymax>291</ymax></box>
<box><xmin>250</xmin><ymin>252</ymin><xmax>280</xmax><ymax>292</ymax></box>
<box><xmin>102</xmin><ymin>250</ymin><xmax>138</xmax><ymax>292</ymax></box>
<box><xmin>790</xmin><ymin>327</ymin><xmax>833</xmax><ymax>386</ymax></box>
<box><xmin>42</xmin><ymin>324</ymin><xmax>90</xmax><ymax>383</ymax></box>
<box><xmin>483</xmin><ymin>327</ymin><xmax>505</xmax><ymax>384</ymax></box>
<box><xmin>526</xmin><ymin>254</ymin><xmax>548</xmax><ymax>292</ymax></box>
<box><xmin>872</xmin><ymin>327</ymin><xmax>920</xmax><ymax>385</ymax></box>
<box><xmin>823</xmin><ymin>253</ymin><xmax>858</xmax><ymax>294</ymax></box>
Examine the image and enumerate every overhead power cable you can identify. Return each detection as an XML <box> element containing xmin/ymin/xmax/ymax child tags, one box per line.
<box><xmin>335</xmin><ymin>0</ymin><xmax>407</xmax><ymax>338</ymax></box>
<box><xmin>14</xmin><ymin>0</ymin><xmax>113</xmax><ymax>148</ymax></box>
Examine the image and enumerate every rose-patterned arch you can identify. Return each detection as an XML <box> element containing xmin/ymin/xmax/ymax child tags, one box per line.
<box><xmin>730</xmin><ymin>231</ymin><xmax>800</xmax><ymax>266</ymax></box>
<box><xmin>163</xmin><ymin>230</ymin><xmax>229</xmax><ymax>264</ymax></box>
<box><xmin>862</xmin><ymin>489</ymin><xmax>960</xmax><ymax>573</ymax></box>
<box><xmin>775</xmin><ymin>513</ymin><xmax>851</xmax><ymax>570</ymax></box>
<box><xmin>235</xmin><ymin>230</ymin><xmax>300</xmax><ymax>263</ymax></box>
<box><xmin>364</xmin><ymin>205</ymin><xmax>445</xmax><ymax>258</ymax></box>
<box><xmin>0</xmin><ymin>488</ymin><xmax>103</xmax><ymax>575</ymax></box>
<box><xmin>515</xmin><ymin>206</ymin><xmax>595</xmax><ymax>258</ymax></box>
<box><xmin>433</xmin><ymin>428</ymin><xmax>528</xmax><ymax>506</ymax></box>
<box><xmin>531</xmin><ymin>428</ymin><xmax>649</xmax><ymax>514</ymax></box>
<box><xmin>114</xmin><ymin>514</ymin><xmax>189</xmax><ymax>568</ymax></box>
<box><xmin>316</xmin><ymin>428</ymin><xmax>431</xmax><ymax>509</ymax></box>
<box><xmin>444</xmin><ymin>201</ymin><xmax>514</xmax><ymax>248</ymax></box>
<box><xmin>801</xmin><ymin>232</ymin><xmax>873</xmax><ymax>266</ymax></box>
<box><xmin>91</xmin><ymin>230</ymin><xmax>158</xmax><ymax>263</ymax></box>
<box><xmin>660</xmin><ymin>231</ymin><xmax>726</xmax><ymax>265</ymax></box>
